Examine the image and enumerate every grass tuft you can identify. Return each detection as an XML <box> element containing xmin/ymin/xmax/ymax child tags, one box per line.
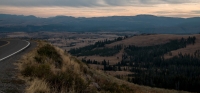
<box><xmin>26</xmin><ymin>79</ymin><xmax>50</xmax><ymax>93</ymax></box>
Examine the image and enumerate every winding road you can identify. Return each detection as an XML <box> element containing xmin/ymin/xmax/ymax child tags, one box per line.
<box><xmin>0</xmin><ymin>40</ymin><xmax>8</xmax><ymax>47</ymax></box>
<box><xmin>0</xmin><ymin>39</ymin><xmax>30</xmax><ymax>61</ymax></box>
<box><xmin>0</xmin><ymin>39</ymin><xmax>36</xmax><ymax>92</ymax></box>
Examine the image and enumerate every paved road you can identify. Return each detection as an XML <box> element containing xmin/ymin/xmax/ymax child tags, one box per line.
<box><xmin>0</xmin><ymin>39</ymin><xmax>29</xmax><ymax>61</ymax></box>
<box><xmin>0</xmin><ymin>39</ymin><xmax>36</xmax><ymax>92</ymax></box>
<box><xmin>0</xmin><ymin>41</ymin><xmax>8</xmax><ymax>47</ymax></box>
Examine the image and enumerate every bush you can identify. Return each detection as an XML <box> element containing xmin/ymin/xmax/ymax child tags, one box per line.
<box><xmin>36</xmin><ymin>44</ymin><xmax>62</xmax><ymax>68</ymax></box>
<box><xmin>102</xmin><ymin>82</ymin><xmax>134</xmax><ymax>93</ymax></box>
<box><xmin>47</xmin><ymin>72</ymin><xmax>73</xmax><ymax>92</ymax></box>
<box><xmin>34</xmin><ymin>56</ymin><xmax>44</xmax><ymax>63</ymax></box>
<box><xmin>46</xmin><ymin>70</ymin><xmax>87</xmax><ymax>92</ymax></box>
<box><xmin>21</xmin><ymin>64</ymin><xmax>52</xmax><ymax>78</ymax></box>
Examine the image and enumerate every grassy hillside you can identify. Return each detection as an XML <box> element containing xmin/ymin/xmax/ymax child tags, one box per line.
<box><xmin>68</xmin><ymin>34</ymin><xmax>200</xmax><ymax>92</ymax></box>
<box><xmin>17</xmin><ymin>40</ymin><xmax>189</xmax><ymax>93</ymax></box>
<box><xmin>77</xmin><ymin>34</ymin><xmax>200</xmax><ymax>65</ymax></box>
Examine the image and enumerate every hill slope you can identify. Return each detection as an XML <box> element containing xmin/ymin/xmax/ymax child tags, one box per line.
<box><xmin>68</xmin><ymin>34</ymin><xmax>200</xmax><ymax>92</ymax></box>
<box><xmin>17</xmin><ymin>40</ymin><xmax>190</xmax><ymax>93</ymax></box>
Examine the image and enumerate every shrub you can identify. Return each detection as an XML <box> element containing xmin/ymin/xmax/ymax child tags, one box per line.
<box><xmin>46</xmin><ymin>70</ymin><xmax>87</xmax><ymax>92</ymax></box>
<box><xmin>47</xmin><ymin>72</ymin><xmax>73</xmax><ymax>92</ymax></box>
<box><xmin>37</xmin><ymin>44</ymin><xmax>61</xmax><ymax>61</ymax></box>
<box><xmin>36</xmin><ymin>44</ymin><xmax>62</xmax><ymax>68</ymax></box>
<box><xmin>102</xmin><ymin>82</ymin><xmax>134</xmax><ymax>93</ymax></box>
<box><xmin>34</xmin><ymin>56</ymin><xmax>44</xmax><ymax>63</ymax></box>
<box><xmin>74</xmin><ymin>75</ymin><xmax>88</xmax><ymax>93</ymax></box>
<box><xmin>21</xmin><ymin>65</ymin><xmax>35</xmax><ymax>77</ymax></box>
<box><xmin>21</xmin><ymin>64</ymin><xmax>52</xmax><ymax>78</ymax></box>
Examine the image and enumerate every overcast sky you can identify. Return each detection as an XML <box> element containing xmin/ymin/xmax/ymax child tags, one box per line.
<box><xmin>0</xmin><ymin>0</ymin><xmax>200</xmax><ymax>18</ymax></box>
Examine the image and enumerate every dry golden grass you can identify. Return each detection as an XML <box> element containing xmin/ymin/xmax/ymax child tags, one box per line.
<box><xmin>84</xmin><ymin>34</ymin><xmax>200</xmax><ymax>66</ymax></box>
<box><xmin>55</xmin><ymin>46</ymin><xmax>82</xmax><ymax>75</ymax></box>
<box><xmin>7</xmin><ymin>32</ymin><xmax>30</xmax><ymax>38</ymax></box>
<box><xmin>79</xmin><ymin>34</ymin><xmax>194</xmax><ymax>64</ymax></box>
<box><xmin>164</xmin><ymin>34</ymin><xmax>200</xmax><ymax>59</ymax></box>
<box><xmin>17</xmin><ymin>40</ymin><xmax>191</xmax><ymax>93</ymax></box>
<box><xmin>107</xmin><ymin>34</ymin><xmax>192</xmax><ymax>47</ymax></box>
<box><xmin>45</xmin><ymin>32</ymin><xmax>119</xmax><ymax>51</ymax></box>
<box><xmin>16</xmin><ymin>40</ymin><xmax>51</xmax><ymax>93</ymax></box>
<box><xmin>17</xmin><ymin>40</ymin><xmax>95</xmax><ymax>93</ymax></box>
<box><xmin>78</xmin><ymin>48</ymin><xmax>124</xmax><ymax>65</ymax></box>
<box><xmin>26</xmin><ymin>79</ymin><xmax>50</xmax><ymax>93</ymax></box>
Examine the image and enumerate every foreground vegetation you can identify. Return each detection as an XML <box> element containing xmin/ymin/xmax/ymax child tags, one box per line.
<box><xmin>18</xmin><ymin>40</ymin><xmax>135</xmax><ymax>93</ymax></box>
<box><xmin>17</xmin><ymin>40</ymin><xmax>190</xmax><ymax>93</ymax></box>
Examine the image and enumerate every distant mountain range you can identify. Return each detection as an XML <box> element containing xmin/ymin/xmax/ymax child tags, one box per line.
<box><xmin>0</xmin><ymin>14</ymin><xmax>200</xmax><ymax>34</ymax></box>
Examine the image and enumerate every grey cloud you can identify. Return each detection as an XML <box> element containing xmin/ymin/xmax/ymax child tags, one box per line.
<box><xmin>0</xmin><ymin>0</ymin><xmax>199</xmax><ymax>7</ymax></box>
<box><xmin>192</xmin><ymin>10</ymin><xmax>200</xmax><ymax>14</ymax></box>
<box><xmin>161</xmin><ymin>0</ymin><xmax>197</xmax><ymax>4</ymax></box>
<box><xmin>138</xmin><ymin>0</ymin><xmax>199</xmax><ymax>4</ymax></box>
<box><xmin>0</xmin><ymin>0</ymin><xmax>102</xmax><ymax>7</ymax></box>
<box><xmin>103</xmin><ymin>0</ymin><xmax>137</xmax><ymax>6</ymax></box>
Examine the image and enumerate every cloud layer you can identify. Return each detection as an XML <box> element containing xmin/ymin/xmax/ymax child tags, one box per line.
<box><xmin>0</xmin><ymin>0</ymin><xmax>199</xmax><ymax>18</ymax></box>
<box><xmin>0</xmin><ymin>0</ymin><xmax>199</xmax><ymax>7</ymax></box>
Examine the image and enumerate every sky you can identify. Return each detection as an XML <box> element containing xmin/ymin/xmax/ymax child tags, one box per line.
<box><xmin>0</xmin><ymin>0</ymin><xmax>200</xmax><ymax>18</ymax></box>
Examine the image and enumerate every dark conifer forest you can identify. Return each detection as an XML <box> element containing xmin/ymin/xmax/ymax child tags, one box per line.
<box><xmin>69</xmin><ymin>36</ymin><xmax>200</xmax><ymax>92</ymax></box>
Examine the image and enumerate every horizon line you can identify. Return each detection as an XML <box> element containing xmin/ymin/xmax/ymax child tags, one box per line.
<box><xmin>1</xmin><ymin>13</ymin><xmax>199</xmax><ymax>19</ymax></box>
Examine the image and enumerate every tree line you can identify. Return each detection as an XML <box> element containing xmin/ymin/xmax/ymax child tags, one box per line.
<box><xmin>69</xmin><ymin>36</ymin><xmax>126</xmax><ymax>56</ymax></box>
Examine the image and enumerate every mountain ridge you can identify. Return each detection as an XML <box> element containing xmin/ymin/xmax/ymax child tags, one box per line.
<box><xmin>0</xmin><ymin>14</ymin><xmax>200</xmax><ymax>34</ymax></box>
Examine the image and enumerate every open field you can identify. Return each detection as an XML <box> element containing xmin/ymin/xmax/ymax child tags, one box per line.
<box><xmin>1</xmin><ymin>31</ymin><xmax>136</xmax><ymax>51</ymax></box>
<box><xmin>107</xmin><ymin>34</ymin><xmax>193</xmax><ymax>47</ymax></box>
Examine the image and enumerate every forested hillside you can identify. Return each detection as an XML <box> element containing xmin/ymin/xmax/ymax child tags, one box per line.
<box><xmin>69</xmin><ymin>35</ymin><xmax>200</xmax><ymax>92</ymax></box>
